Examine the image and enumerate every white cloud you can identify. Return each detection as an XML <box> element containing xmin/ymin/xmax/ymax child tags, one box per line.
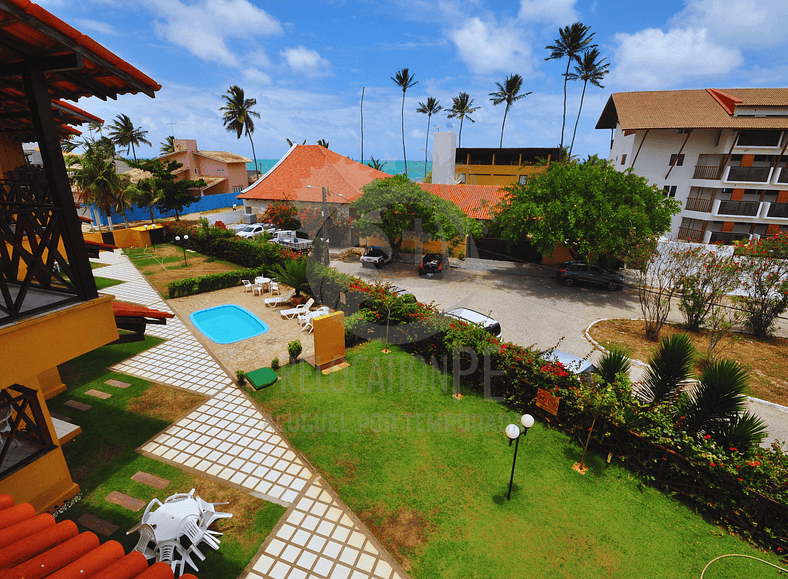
<box><xmin>141</xmin><ymin>0</ymin><xmax>283</xmax><ymax>67</ymax></box>
<box><xmin>243</xmin><ymin>67</ymin><xmax>272</xmax><ymax>85</ymax></box>
<box><xmin>518</xmin><ymin>0</ymin><xmax>578</xmax><ymax>26</ymax></box>
<box><xmin>72</xmin><ymin>19</ymin><xmax>118</xmax><ymax>36</ymax></box>
<box><xmin>447</xmin><ymin>17</ymin><xmax>533</xmax><ymax>75</ymax></box>
<box><xmin>280</xmin><ymin>46</ymin><xmax>333</xmax><ymax>78</ymax></box>
<box><xmin>611</xmin><ymin>27</ymin><xmax>743</xmax><ymax>90</ymax></box>
<box><xmin>671</xmin><ymin>0</ymin><xmax>788</xmax><ymax>48</ymax></box>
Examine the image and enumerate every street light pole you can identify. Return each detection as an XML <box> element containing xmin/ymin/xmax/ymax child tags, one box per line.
<box><xmin>175</xmin><ymin>234</ymin><xmax>189</xmax><ymax>267</ymax></box>
<box><xmin>504</xmin><ymin>414</ymin><xmax>535</xmax><ymax>500</ymax></box>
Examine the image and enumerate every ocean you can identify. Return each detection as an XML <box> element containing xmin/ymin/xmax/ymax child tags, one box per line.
<box><xmin>246</xmin><ymin>159</ymin><xmax>433</xmax><ymax>182</ymax></box>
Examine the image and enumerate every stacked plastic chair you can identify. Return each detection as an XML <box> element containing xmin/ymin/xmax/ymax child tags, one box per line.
<box><xmin>127</xmin><ymin>489</ymin><xmax>232</xmax><ymax>578</ymax></box>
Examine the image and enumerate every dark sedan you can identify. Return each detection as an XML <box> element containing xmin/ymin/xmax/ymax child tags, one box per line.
<box><xmin>419</xmin><ymin>253</ymin><xmax>445</xmax><ymax>278</ymax></box>
<box><xmin>556</xmin><ymin>261</ymin><xmax>625</xmax><ymax>291</ymax></box>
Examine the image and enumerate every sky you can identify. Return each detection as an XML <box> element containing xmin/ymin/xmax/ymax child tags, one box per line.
<box><xmin>37</xmin><ymin>0</ymin><xmax>788</xmax><ymax>168</ymax></box>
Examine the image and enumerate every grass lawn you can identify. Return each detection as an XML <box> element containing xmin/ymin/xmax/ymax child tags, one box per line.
<box><xmin>55</xmin><ymin>337</ymin><xmax>286</xmax><ymax>577</ymax></box>
<box><xmin>94</xmin><ymin>276</ymin><xmax>123</xmax><ymax>291</ymax></box>
<box><xmin>250</xmin><ymin>342</ymin><xmax>784</xmax><ymax>579</ymax></box>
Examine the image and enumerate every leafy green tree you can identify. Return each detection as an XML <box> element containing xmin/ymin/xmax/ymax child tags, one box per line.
<box><xmin>416</xmin><ymin>97</ymin><xmax>442</xmax><ymax>175</ymax></box>
<box><xmin>565</xmin><ymin>47</ymin><xmax>608</xmax><ymax>157</ymax></box>
<box><xmin>489</xmin><ymin>74</ymin><xmax>530</xmax><ymax>148</ymax></box>
<box><xmin>70</xmin><ymin>140</ymin><xmax>129</xmax><ymax>231</ymax></box>
<box><xmin>221</xmin><ymin>85</ymin><xmax>261</xmax><ymax>179</ymax></box>
<box><xmin>545</xmin><ymin>22</ymin><xmax>596</xmax><ymax>160</ymax></box>
<box><xmin>447</xmin><ymin>92</ymin><xmax>480</xmax><ymax>147</ymax></box>
<box><xmin>107</xmin><ymin>113</ymin><xmax>151</xmax><ymax>161</ymax></box>
<box><xmin>129</xmin><ymin>158</ymin><xmax>205</xmax><ymax>220</ymax></box>
<box><xmin>391</xmin><ymin>68</ymin><xmax>417</xmax><ymax>176</ymax></box>
<box><xmin>367</xmin><ymin>156</ymin><xmax>386</xmax><ymax>171</ymax></box>
<box><xmin>159</xmin><ymin>136</ymin><xmax>175</xmax><ymax>155</ymax></box>
<box><xmin>494</xmin><ymin>155</ymin><xmax>680</xmax><ymax>264</ymax></box>
<box><xmin>352</xmin><ymin>174</ymin><xmax>479</xmax><ymax>258</ymax></box>
<box><xmin>125</xmin><ymin>178</ymin><xmax>164</xmax><ymax>224</ymax></box>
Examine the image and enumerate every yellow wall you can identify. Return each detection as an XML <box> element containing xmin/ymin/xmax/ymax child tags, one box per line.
<box><xmin>313</xmin><ymin>311</ymin><xmax>345</xmax><ymax>370</ymax></box>
<box><xmin>454</xmin><ymin>162</ymin><xmax>549</xmax><ymax>187</ymax></box>
<box><xmin>83</xmin><ymin>224</ymin><xmax>160</xmax><ymax>249</ymax></box>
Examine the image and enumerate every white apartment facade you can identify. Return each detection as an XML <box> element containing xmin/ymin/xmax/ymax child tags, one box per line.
<box><xmin>596</xmin><ymin>88</ymin><xmax>788</xmax><ymax>244</ymax></box>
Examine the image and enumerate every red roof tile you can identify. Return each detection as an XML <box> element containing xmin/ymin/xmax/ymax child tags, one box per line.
<box><xmin>418</xmin><ymin>183</ymin><xmax>506</xmax><ymax>220</ymax></box>
<box><xmin>112</xmin><ymin>302</ymin><xmax>174</xmax><ymax>320</ymax></box>
<box><xmin>238</xmin><ymin>145</ymin><xmax>389</xmax><ymax>204</ymax></box>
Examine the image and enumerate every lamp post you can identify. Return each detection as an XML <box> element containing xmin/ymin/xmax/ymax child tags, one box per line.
<box><xmin>174</xmin><ymin>234</ymin><xmax>189</xmax><ymax>266</ymax></box>
<box><xmin>504</xmin><ymin>413</ymin><xmax>534</xmax><ymax>501</ymax></box>
<box><xmin>306</xmin><ymin>185</ymin><xmax>333</xmax><ymax>266</ymax></box>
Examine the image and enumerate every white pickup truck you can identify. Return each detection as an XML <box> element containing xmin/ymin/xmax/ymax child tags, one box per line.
<box><xmin>269</xmin><ymin>230</ymin><xmax>312</xmax><ymax>253</ymax></box>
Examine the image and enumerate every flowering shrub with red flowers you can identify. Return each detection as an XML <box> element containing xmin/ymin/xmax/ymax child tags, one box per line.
<box><xmin>263</xmin><ymin>199</ymin><xmax>301</xmax><ymax>230</ymax></box>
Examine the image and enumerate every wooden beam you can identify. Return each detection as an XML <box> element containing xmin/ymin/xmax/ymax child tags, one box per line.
<box><xmin>0</xmin><ymin>53</ymin><xmax>83</xmax><ymax>77</ymax></box>
<box><xmin>665</xmin><ymin>130</ymin><xmax>692</xmax><ymax>180</ymax></box>
<box><xmin>630</xmin><ymin>129</ymin><xmax>649</xmax><ymax>168</ymax></box>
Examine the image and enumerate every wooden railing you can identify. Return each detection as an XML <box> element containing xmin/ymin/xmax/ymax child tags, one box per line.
<box><xmin>677</xmin><ymin>226</ymin><xmax>704</xmax><ymax>242</ymax></box>
<box><xmin>685</xmin><ymin>197</ymin><xmax>713</xmax><ymax>212</ymax></box>
<box><xmin>692</xmin><ymin>165</ymin><xmax>722</xmax><ymax>180</ymax></box>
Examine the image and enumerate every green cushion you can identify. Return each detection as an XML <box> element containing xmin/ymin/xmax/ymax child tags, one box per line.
<box><xmin>246</xmin><ymin>367</ymin><xmax>278</xmax><ymax>390</ymax></box>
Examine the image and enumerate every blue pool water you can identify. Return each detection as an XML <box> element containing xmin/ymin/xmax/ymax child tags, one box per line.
<box><xmin>190</xmin><ymin>305</ymin><xmax>269</xmax><ymax>344</ymax></box>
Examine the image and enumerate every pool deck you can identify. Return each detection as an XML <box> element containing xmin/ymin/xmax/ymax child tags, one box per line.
<box><xmin>93</xmin><ymin>249</ymin><xmax>409</xmax><ymax>579</ymax></box>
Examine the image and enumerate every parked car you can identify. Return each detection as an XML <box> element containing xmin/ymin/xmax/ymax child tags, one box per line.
<box><xmin>360</xmin><ymin>246</ymin><xmax>392</xmax><ymax>268</ymax></box>
<box><xmin>444</xmin><ymin>307</ymin><xmax>502</xmax><ymax>339</ymax></box>
<box><xmin>556</xmin><ymin>261</ymin><xmax>625</xmax><ymax>291</ymax></box>
<box><xmin>541</xmin><ymin>349</ymin><xmax>595</xmax><ymax>375</ymax></box>
<box><xmin>419</xmin><ymin>253</ymin><xmax>445</xmax><ymax>278</ymax></box>
<box><xmin>236</xmin><ymin>224</ymin><xmax>268</xmax><ymax>238</ymax></box>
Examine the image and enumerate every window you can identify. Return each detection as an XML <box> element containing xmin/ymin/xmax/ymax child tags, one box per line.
<box><xmin>676</xmin><ymin>128</ymin><xmax>692</xmax><ymax>134</ymax></box>
<box><xmin>518</xmin><ymin>175</ymin><xmax>528</xmax><ymax>185</ymax></box>
<box><xmin>193</xmin><ymin>168</ymin><xmax>198</xmax><ymax>175</ymax></box>
<box><xmin>737</xmin><ymin>130</ymin><xmax>782</xmax><ymax>147</ymax></box>
<box><xmin>233</xmin><ymin>186</ymin><xmax>242</xmax><ymax>193</ymax></box>
<box><xmin>620</xmin><ymin>154</ymin><xmax>627</xmax><ymax>165</ymax></box>
<box><xmin>669</xmin><ymin>154</ymin><xmax>684</xmax><ymax>166</ymax></box>
<box><xmin>663</xmin><ymin>185</ymin><xmax>677</xmax><ymax>198</ymax></box>
<box><xmin>245</xmin><ymin>206</ymin><xmax>252</xmax><ymax>214</ymax></box>
<box><xmin>457</xmin><ymin>173</ymin><xmax>466</xmax><ymax>184</ymax></box>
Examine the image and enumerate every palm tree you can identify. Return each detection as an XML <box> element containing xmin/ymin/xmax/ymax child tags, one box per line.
<box><xmin>107</xmin><ymin>113</ymin><xmax>151</xmax><ymax>161</ymax></box>
<box><xmin>159</xmin><ymin>136</ymin><xmax>175</xmax><ymax>155</ymax></box>
<box><xmin>640</xmin><ymin>333</ymin><xmax>695</xmax><ymax>406</ymax></box>
<box><xmin>367</xmin><ymin>157</ymin><xmax>386</xmax><ymax>171</ymax></box>
<box><xmin>126</xmin><ymin>178</ymin><xmax>164</xmax><ymax>224</ymax></box>
<box><xmin>489</xmin><ymin>74</ymin><xmax>531</xmax><ymax>148</ymax></box>
<box><xmin>70</xmin><ymin>141</ymin><xmax>127</xmax><ymax>231</ymax></box>
<box><xmin>317</xmin><ymin>139</ymin><xmax>329</xmax><ymax>149</ymax></box>
<box><xmin>566</xmin><ymin>48</ymin><xmax>609</xmax><ymax>157</ymax></box>
<box><xmin>545</xmin><ymin>22</ymin><xmax>596</xmax><ymax>160</ymax></box>
<box><xmin>447</xmin><ymin>92</ymin><xmax>480</xmax><ymax>147</ymax></box>
<box><xmin>221</xmin><ymin>85</ymin><xmax>261</xmax><ymax>179</ymax></box>
<box><xmin>416</xmin><ymin>97</ymin><xmax>442</xmax><ymax>177</ymax></box>
<box><xmin>391</xmin><ymin>68</ymin><xmax>417</xmax><ymax>176</ymax></box>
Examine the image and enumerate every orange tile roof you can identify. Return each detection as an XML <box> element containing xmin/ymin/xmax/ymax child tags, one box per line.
<box><xmin>112</xmin><ymin>301</ymin><xmax>174</xmax><ymax>319</ymax></box>
<box><xmin>596</xmin><ymin>88</ymin><xmax>788</xmax><ymax>131</ymax></box>
<box><xmin>418</xmin><ymin>183</ymin><xmax>506</xmax><ymax>220</ymax></box>
<box><xmin>237</xmin><ymin>145</ymin><xmax>389</xmax><ymax>203</ymax></box>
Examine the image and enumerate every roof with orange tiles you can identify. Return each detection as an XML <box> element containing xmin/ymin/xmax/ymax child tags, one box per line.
<box><xmin>237</xmin><ymin>145</ymin><xmax>390</xmax><ymax>203</ymax></box>
<box><xmin>0</xmin><ymin>494</ymin><xmax>197</xmax><ymax>579</ymax></box>
<box><xmin>418</xmin><ymin>183</ymin><xmax>506</xmax><ymax>220</ymax></box>
<box><xmin>112</xmin><ymin>301</ymin><xmax>174</xmax><ymax>319</ymax></box>
<box><xmin>596</xmin><ymin>88</ymin><xmax>788</xmax><ymax>131</ymax></box>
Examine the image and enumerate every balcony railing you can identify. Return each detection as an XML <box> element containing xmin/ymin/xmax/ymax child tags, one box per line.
<box><xmin>717</xmin><ymin>200</ymin><xmax>760</xmax><ymax>217</ymax></box>
<box><xmin>709</xmin><ymin>232</ymin><xmax>750</xmax><ymax>244</ymax></box>
<box><xmin>692</xmin><ymin>165</ymin><xmax>722</xmax><ymax>180</ymax></box>
<box><xmin>677</xmin><ymin>227</ymin><xmax>704</xmax><ymax>242</ymax></box>
<box><xmin>778</xmin><ymin>168</ymin><xmax>788</xmax><ymax>184</ymax></box>
<box><xmin>1</xmin><ymin>384</ymin><xmax>55</xmax><ymax>479</ymax></box>
<box><xmin>767</xmin><ymin>203</ymin><xmax>788</xmax><ymax>218</ymax></box>
<box><xmin>685</xmin><ymin>197</ymin><xmax>713</xmax><ymax>212</ymax></box>
<box><xmin>726</xmin><ymin>166</ymin><xmax>771</xmax><ymax>183</ymax></box>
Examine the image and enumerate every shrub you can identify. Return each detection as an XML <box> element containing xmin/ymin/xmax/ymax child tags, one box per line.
<box><xmin>271</xmin><ymin>358</ymin><xmax>280</xmax><ymax>370</ymax></box>
<box><xmin>288</xmin><ymin>340</ymin><xmax>302</xmax><ymax>360</ymax></box>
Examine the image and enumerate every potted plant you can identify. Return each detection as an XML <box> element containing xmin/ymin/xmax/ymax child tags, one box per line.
<box><xmin>288</xmin><ymin>340</ymin><xmax>302</xmax><ymax>364</ymax></box>
<box><xmin>272</xmin><ymin>259</ymin><xmax>310</xmax><ymax>305</ymax></box>
<box><xmin>235</xmin><ymin>369</ymin><xmax>247</xmax><ymax>385</ymax></box>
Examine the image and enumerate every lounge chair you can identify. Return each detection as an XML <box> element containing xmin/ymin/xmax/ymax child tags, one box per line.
<box><xmin>265</xmin><ymin>290</ymin><xmax>295</xmax><ymax>307</ymax></box>
<box><xmin>299</xmin><ymin>306</ymin><xmax>330</xmax><ymax>328</ymax></box>
<box><xmin>280</xmin><ymin>298</ymin><xmax>315</xmax><ymax>319</ymax></box>
<box><xmin>241</xmin><ymin>279</ymin><xmax>253</xmax><ymax>293</ymax></box>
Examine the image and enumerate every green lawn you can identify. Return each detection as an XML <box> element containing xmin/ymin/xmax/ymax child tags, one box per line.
<box><xmin>55</xmin><ymin>337</ymin><xmax>286</xmax><ymax>577</ymax></box>
<box><xmin>250</xmin><ymin>342</ymin><xmax>784</xmax><ymax>579</ymax></box>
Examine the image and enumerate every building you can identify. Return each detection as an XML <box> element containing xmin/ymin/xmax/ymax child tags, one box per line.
<box><xmin>158</xmin><ymin>139</ymin><xmax>250</xmax><ymax>196</ymax></box>
<box><xmin>596</xmin><ymin>88</ymin><xmax>788</xmax><ymax>243</ymax></box>
<box><xmin>0</xmin><ymin>0</ymin><xmax>160</xmax><ymax>512</ymax></box>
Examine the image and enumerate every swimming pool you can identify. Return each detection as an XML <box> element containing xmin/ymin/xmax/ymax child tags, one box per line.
<box><xmin>190</xmin><ymin>305</ymin><xmax>269</xmax><ymax>344</ymax></box>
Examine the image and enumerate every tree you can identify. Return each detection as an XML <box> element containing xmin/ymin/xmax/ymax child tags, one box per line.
<box><xmin>545</xmin><ymin>22</ymin><xmax>596</xmax><ymax>160</ymax></box>
<box><xmin>489</xmin><ymin>74</ymin><xmax>531</xmax><ymax>148</ymax></box>
<box><xmin>391</xmin><ymin>68</ymin><xmax>417</xmax><ymax>176</ymax></box>
<box><xmin>565</xmin><ymin>47</ymin><xmax>608</xmax><ymax>157</ymax></box>
<box><xmin>635</xmin><ymin>243</ymin><xmax>685</xmax><ymax>341</ymax></box>
<box><xmin>263</xmin><ymin>198</ymin><xmax>301</xmax><ymax>230</ymax></box>
<box><xmin>495</xmin><ymin>155</ymin><xmax>680</xmax><ymax>265</ymax></box>
<box><xmin>107</xmin><ymin>113</ymin><xmax>151</xmax><ymax>162</ymax></box>
<box><xmin>351</xmin><ymin>175</ymin><xmax>479</xmax><ymax>258</ymax></box>
<box><xmin>367</xmin><ymin>157</ymin><xmax>386</xmax><ymax>171</ymax></box>
<box><xmin>160</xmin><ymin>136</ymin><xmax>175</xmax><ymax>155</ymax></box>
<box><xmin>317</xmin><ymin>139</ymin><xmax>330</xmax><ymax>149</ymax></box>
<box><xmin>416</xmin><ymin>97</ymin><xmax>442</xmax><ymax>177</ymax></box>
<box><xmin>674</xmin><ymin>245</ymin><xmax>740</xmax><ymax>331</ymax></box>
<box><xmin>129</xmin><ymin>158</ymin><xmax>205</xmax><ymax>220</ymax></box>
<box><xmin>125</xmin><ymin>178</ymin><xmax>164</xmax><ymax>224</ymax></box>
<box><xmin>221</xmin><ymin>85</ymin><xmax>261</xmax><ymax>179</ymax></box>
<box><xmin>70</xmin><ymin>140</ymin><xmax>129</xmax><ymax>231</ymax></box>
<box><xmin>447</xmin><ymin>92</ymin><xmax>480</xmax><ymax>147</ymax></box>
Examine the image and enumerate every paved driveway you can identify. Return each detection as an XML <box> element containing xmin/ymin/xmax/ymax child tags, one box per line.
<box><xmin>331</xmin><ymin>256</ymin><xmax>788</xmax><ymax>448</ymax></box>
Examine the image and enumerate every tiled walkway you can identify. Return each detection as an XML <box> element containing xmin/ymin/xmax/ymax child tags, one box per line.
<box><xmin>94</xmin><ymin>249</ymin><xmax>409</xmax><ymax>579</ymax></box>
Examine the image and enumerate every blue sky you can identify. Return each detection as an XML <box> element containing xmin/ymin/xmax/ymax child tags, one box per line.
<box><xmin>38</xmin><ymin>0</ymin><xmax>788</xmax><ymax>166</ymax></box>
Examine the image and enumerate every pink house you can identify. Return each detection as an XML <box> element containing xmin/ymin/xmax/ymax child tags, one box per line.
<box><xmin>158</xmin><ymin>139</ymin><xmax>250</xmax><ymax>196</ymax></box>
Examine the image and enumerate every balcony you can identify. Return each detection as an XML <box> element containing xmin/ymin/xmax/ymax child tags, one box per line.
<box><xmin>716</xmin><ymin>200</ymin><xmax>761</xmax><ymax>217</ymax></box>
<box><xmin>677</xmin><ymin>226</ymin><xmax>704</xmax><ymax>242</ymax></box>
<box><xmin>692</xmin><ymin>165</ymin><xmax>722</xmax><ymax>180</ymax></box>
<box><xmin>766</xmin><ymin>203</ymin><xmax>788</xmax><ymax>218</ymax></box>
<box><xmin>684</xmin><ymin>197</ymin><xmax>713</xmax><ymax>212</ymax></box>
<box><xmin>709</xmin><ymin>231</ymin><xmax>751</xmax><ymax>244</ymax></box>
<box><xmin>724</xmin><ymin>166</ymin><xmax>772</xmax><ymax>183</ymax></box>
<box><xmin>777</xmin><ymin>168</ymin><xmax>788</xmax><ymax>184</ymax></box>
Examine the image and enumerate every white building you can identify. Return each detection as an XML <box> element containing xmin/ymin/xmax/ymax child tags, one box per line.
<box><xmin>596</xmin><ymin>88</ymin><xmax>788</xmax><ymax>243</ymax></box>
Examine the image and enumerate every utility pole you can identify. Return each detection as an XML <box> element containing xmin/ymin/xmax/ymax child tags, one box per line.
<box><xmin>322</xmin><ymin>186</ymin><xmax>330</xmax><ymax>265</ymax></box>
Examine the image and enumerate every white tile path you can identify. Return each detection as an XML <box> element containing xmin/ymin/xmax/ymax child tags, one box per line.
<box><xmin>92</xmin><ymin>249</ymin><xmax>410</xmax><ymax>579</ymax></box>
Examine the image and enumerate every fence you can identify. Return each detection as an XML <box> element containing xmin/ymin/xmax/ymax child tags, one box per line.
<box><xmin>84</xmin><ymin>191</ymin><xmax>243</xmax><ymax>226</ymax></box>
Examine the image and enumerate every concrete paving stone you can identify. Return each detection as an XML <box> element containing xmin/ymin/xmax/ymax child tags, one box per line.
<box><xmin>64</xmin><ymin>400</ymin><xmax>92</xmax><ymax>411</ymax></box>
<box><xmin>131</xmin><ymin>471</ymin><xmax>170</xmax><ymax>489</ymax></box>
<box><xmin>105</xmin><ymin>379</ymin><xmax>131</xmax><ymax>389</ymax></box>
<box><xmin>252</xmin><ymin>555</ymin><xmax>275</xmax><ymax>575</ymax></box>
<box><xmin>312</xmin><ymin>556</ymin><xmax>333</xmax><ymax>577</ymax></box>
<box><xmin>324</xmin><ymin>540</ymin><xmax>343</xmax><ymax>559</ymax></box>
<box><xmin>296</xmin><ymin>550</ymin><xmax>318</xmax><ymax>570</ymax></box>
<box><xmin>106</xmin><ymin>491</ymin><xmax>146</xmax><ymax>512</ymax></box>
<box><xmin>77</xmin><ymin>514</ymin><xmax>119</xmax><ymax>537</ymax></box>
<box><xmin>373</xmin><ymin>560</ymin><xmax>392</xmax><ymax>578</ymax></box>
<box><xmin>332</xmin><ymin>526</ymin><xmax>350</xmax><ymax>543</ymax></box>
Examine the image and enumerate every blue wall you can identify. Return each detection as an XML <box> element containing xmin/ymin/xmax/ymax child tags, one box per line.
<box><xmin>91</xmin><ymin>191</ymin><xmax>243</xmax><ymax>225</ymax></box>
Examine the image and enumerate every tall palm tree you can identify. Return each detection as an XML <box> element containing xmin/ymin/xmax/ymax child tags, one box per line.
<box><xmin>447</xmin><ymin>92</ymin><xmax>480</xmax><ymax>148</ymax></box>
<box><xmin>70</xmin><ymin>141</ymin><xmax>126</xmax><ymax>231</ymax></box>
<box><xmin>159</xmin><ymin>135</ymin><xmax>175</xmax><ymax>155</ymax></box>
<box><xmin>416</xmin><ymin>97</ymin><xmax>442</xmax><ymax>177</ymax></box>
<box><xmin>545</xmin><ymin>22</ymin><xmax>596</xmax><ymax>160</ymax></box>
<box><xmin>566</xmin><ymin>48</ymin><xmax>609</xmax><ymax>157</ymax></box>
<box><xmin>221</xmin><ymin>85</ymin><xmax>261</xmax><ymax>179</ymax></box>
<box><xmin>391</xmin><ymin>68</ymin><xmax>417</xmax><ymax>176</ymax></box>
<box><xmin>107</xmin><ymin>113</ymin><xmax>151</xmax><ymax>162</ymax></box>
<box><xmin>489</xmin><ymin>74</ymin><xmax>531</xmax><ymax>148</ymax></box>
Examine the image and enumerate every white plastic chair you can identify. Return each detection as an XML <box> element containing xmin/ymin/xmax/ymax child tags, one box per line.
<box><xmin>270</xmin><ymin>281</ymin><xmax>280</xmax><ymax>295</ymax></box>
<box><xmin>281</xmin><ymin>298</ymin><xmax>314</xmax><ymax>319</ymax></box>
<box><xmin>253</xmin><ymin>283</ymin><xmax>264</xmax><ymax>296</ymax></box>
<box><xmin>298</xmin><ymin>306</ymin><xmax>329</xmax><ymax>327</ymax></box>
<box><xmin>241</xmin><ymin>279</ymin><xmax>252</xmax><ymax>293</ymax></box>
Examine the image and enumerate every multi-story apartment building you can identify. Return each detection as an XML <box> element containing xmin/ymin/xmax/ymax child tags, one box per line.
<box><xmin>597</xmin><ymin>88</ymin><xmax>788</xmax><ymax>243</ymax></box>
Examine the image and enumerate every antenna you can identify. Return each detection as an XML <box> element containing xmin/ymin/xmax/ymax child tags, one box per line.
<box><xmin>167</xmin><ymin>123</ymin><xmax>176</xmax><ymax>137</ymax></box>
